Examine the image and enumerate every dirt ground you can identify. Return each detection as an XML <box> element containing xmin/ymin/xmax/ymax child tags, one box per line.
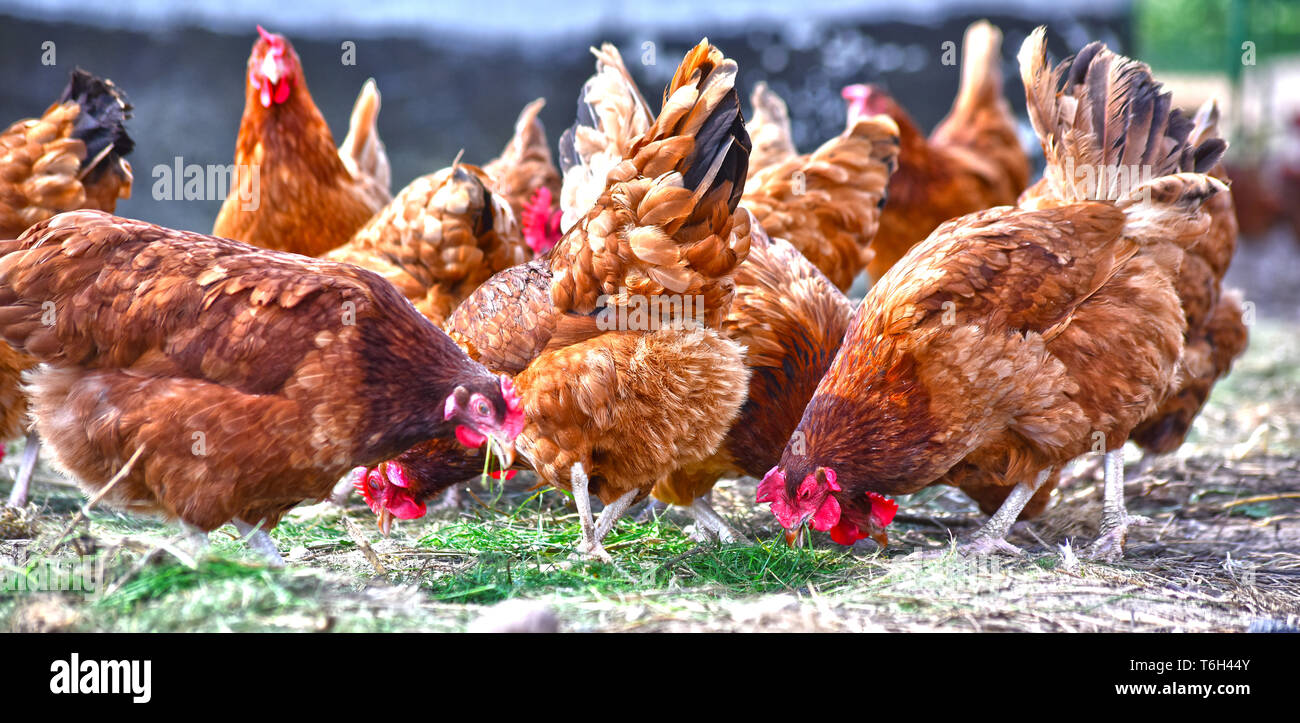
<box><xmin>1</xmin><ymin>238</ymin><xmax>1298</xmax><ymax>633</ymax></box>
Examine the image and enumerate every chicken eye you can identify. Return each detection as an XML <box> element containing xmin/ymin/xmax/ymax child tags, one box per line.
<box><xmin>474</xmin><ymin>400</ymin><xmax>490</xmax><ymax>417</ymax></box>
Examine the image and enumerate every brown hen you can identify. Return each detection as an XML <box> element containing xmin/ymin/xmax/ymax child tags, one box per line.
<box><xmin>845</xmin><ymin>21</ymin><xmax>1030</xmax><ymax>283</ymax></box>
<box><xmin>213</xmin><ymin>26</ymin><xmax>390</xmax><ymax>257</ymax></box>
<box><xmin>439</xmin><ymin>40</ymin><xmax>754</xmax><ymax>560</ymax></box>
<box><xmin>741</xmin><ymin>100</ymin><xmax>900</xmax><ymax>291</ymax></box>
<box><xmin>759</xmin><ymin>28</ymin><xmax>1228</xmax><ymax>561</ymax></box>
<box><xmin>325</xmin><ymin>162</ymin><xmax>527</xmax><ymax>326</ymax></box>
<box><xmin>0</xmin><ymin>211</ymin><xmax>523</xmax><ymax>563</ymax></box>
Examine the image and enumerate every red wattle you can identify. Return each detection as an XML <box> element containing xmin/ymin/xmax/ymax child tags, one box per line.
<box><xmin>828</xmin><ymin>520</ymin><xmax>866</xmax><ymax>546</ymax></box>
<box><xmin>810</xmin><ymin>493</ymin><xmax>842</xmax><ymax>531</ymax></box>
<box><xmin>868</xmin><ymin>492</ymin><xmax>899</xmax><ymax>527</ymax></box>
<box><xmin>456</xmin><ymin>425</ymin><xmax>486</xmax><ymax>448</ymax></box>
<box><xmin>386</xmin><ymin>489</ymin><xmax>427</xmax><ymax>520</ymax></box>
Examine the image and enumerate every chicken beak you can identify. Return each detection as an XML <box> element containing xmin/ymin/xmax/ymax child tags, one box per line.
<box><xmin>260</xmin><ymin>52</ymin><xmax>281</xmax><ymax>84</ymax></box>
<box><xmin>377</xmin><ymin>507</ymin><xmax>393</xmax><ymax>537</ymax></box>
<box><xmin>784</xmin><ymin>524</ymin><xmax>807</xmax><ymax>548</ymax></box>
<box><xmin>487</xmin><ymin>435</ymin><xmax>515</xmax><ymax>472</ymax></box>
<box><xmin>870</xmin><ymin>528</ymin><xmax>889</xmax><ymax>549</ymax></box>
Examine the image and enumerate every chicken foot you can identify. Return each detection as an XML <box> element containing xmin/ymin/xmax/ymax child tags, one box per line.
<box><xmin>635</xmin><ymin>497</ymin><xmax>668</xmax><ymax>523</ymax></box>
<box><xmin>179</xmin><ymin>522</ymin><xmax>210</xmax><ymax>558</ymax></box>
<box><xmin>5</xmin><ymin>431</ymin><xmax>41</xmax><ymax>509</ymax></box>
<box><xmin>234</xmin><ymin>518</ymin><xmax>285</xmax><ymax>567</ymax></box>
<box><xmin>569</xmin><ymin>462</ymin><xmax>636</xmax><ymax>562</ymax></box>
<box><xmin>688</xmin><ymin>496</ymin><xmax>750</xmax><ymax>544</ymax></box>
<box><xmin>915</xmin><ymin>467</ymin><xmax>1053</xmax><ymax>559</ymax></box>
<box><xmin>1088</xmin><ymin>449</ymin><xmax>1150</xmax><ymax>561</ymax></box>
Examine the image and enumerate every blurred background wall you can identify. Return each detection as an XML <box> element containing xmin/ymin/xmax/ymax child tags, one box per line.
<box><xmin>0</xmin><ymin>0</ymin><xmax>1296</xmax><ymax>312</ymax></box>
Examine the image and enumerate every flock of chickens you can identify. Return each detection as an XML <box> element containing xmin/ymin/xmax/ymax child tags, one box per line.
<box><xmin>0</xmin><ymin>21</ymin><xmax>1247</xmax><ymax>565</ymax></box>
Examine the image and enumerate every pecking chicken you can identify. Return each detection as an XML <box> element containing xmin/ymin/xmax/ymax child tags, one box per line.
<box><xmin>649</xmin><ymin>220</ymin><xmax>855</xmax><ymax>540</ymax></box>
<box><xmin>325</xmin><ymin>161</ymin><xmax>528</xmax><ymax>326</ymax></box>
<box><xmin>758</xmin><ymin>28</ymin><xmax>1228</xmax><ymax>561</ymax></box>
<box><xmin>0</xmin><ymin>68</ymin><xmax>135</xmax><ymax>509</ymax></box>
<box><xmin>556</xmin><ymin>52</ymin><xmax>878</xmax><ymax>540</ymax></box>
<box><xmin>213</xmin><ymin>26</ymin><xmax>390</xmax><ymax>257</ymax></box>
<box><xmin>740</xmin><ymin>92</ymin><xmax>900</xmax><ymax>292</ymax></box>
<box><xmin>484</xmin><ymin>99</ymin><xmax>563</xmax><ymax>256</ymax></box>
<box><xmin>843</xmin><ymin>20</ymin><xmax>1030</xmax><ymax>283</ymax></box>
<box><xmin>415</xmin><ymin>40</ymin><xmax>754</xmax><ymax>560</ymax></box>
<box><xmin>0</xmin><ymin>211</ymin><xmax>523</xmax><ymax>564</ymax></box>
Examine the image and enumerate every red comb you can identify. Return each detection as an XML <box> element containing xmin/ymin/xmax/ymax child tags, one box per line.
<box><xmin>352</xmin><ymin>467</ymin><xmax>379</xmax><ymax>513</ymax></box>
<box><xmin>522</xmin><ymin>187</ymin><xmax>561</xmax><ymax>255</ymax></box>
<box><xmin>256</xmin><ymin>25</ymin><xmax>284</xmax><ymax>51</ymax></box>
<box><xmin>755</xmin><ymin>466</ymin><xmax>785</xmax><ymax>504</ymax></box>
<box><xmin>841</xmin><ymin>83</ymin><xmax>870</xmax><ymax>101</ymax></box>
<box><xmin>488</xmin><ymin>469</ymin><xmax>517</xmax><ymax>481</ymax></box>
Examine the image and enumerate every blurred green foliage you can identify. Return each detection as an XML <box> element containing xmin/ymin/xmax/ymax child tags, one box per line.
<box><xmin>1137</xmin><ymin>0</ymin><xmax>1300</xmax><ymax>74</ymax></box>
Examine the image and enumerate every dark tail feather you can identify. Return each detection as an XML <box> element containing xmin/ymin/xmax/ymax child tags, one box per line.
<box><xmin>683</xmin><ymin>87</ymin><xmax>749</xmax><ymax>213</ymax></box>
<box><xmin>1019</xmin><ymin>28</ymin><xmax>1227</xmax><ymax>202</ymax></box>
<box><xmin>59</xmin><ymin>68</ymin><xmax>134</xmax><ymax>181</ymax></box>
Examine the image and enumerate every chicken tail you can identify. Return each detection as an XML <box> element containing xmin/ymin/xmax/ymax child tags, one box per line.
<box><xmin>497</xmin><ymin>98</ymin><xmax>551</xmax><ymax>169</ymax></box>
<box><xmin>1189</xmin><ymin>97</ymin><xmax>1224</xmax><ymax>150</ymax></box>
<box><xmin>746</xmin><ymin>81</ymin><xmax>797</xmax><ymax>178</ymax></box>
<box><xmin>339</xmin><ymin>78</ymin><xmax>392</xmax><ymax>193</ymax></box>
<box><xmin>945</xmin><ymin>20</ymin><xmax>1005</xmax><ymax>129</ymax></box>
<box><xmin>59</xmin><ymin>68</ymin><xmax>134</xmax><ymax>185</ymax></box>
<box><xmin>483</xmin><ymin>97</ymin><xmax>560</xmax><ymax>214</ymax></box>
<box><xmin>550</xmin><ymin>39</ymin><xmax>752</xmax><ymax>329</ymax></box>
<box><xmin>557</xmin><ymin>43</ymin><xmax>654</xmax><ymax>232</ymax></box>
<box><xmin>1019</xmin><ymin>27</ymin><xmax>1227</xmax><ymax>204</ymax></box>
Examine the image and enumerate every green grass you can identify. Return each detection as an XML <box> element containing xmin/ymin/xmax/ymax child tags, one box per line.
<box><xmin>416</xmin><ymin>517</ymin><xmax>851</xmax><ymax>604</ymax></box>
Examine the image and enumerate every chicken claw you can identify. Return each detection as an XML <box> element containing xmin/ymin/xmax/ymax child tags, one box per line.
<box><xmin>568</xmin><ymin>462</ymin><xmax>639</xmax><ymax>562</ymax></box>
<box><xmin>911</xmin><ymin>468</ymin><xmax>1053</xmax><ymax>560</ymax></box>
<box><xmin>1088</xmin><ymin>449</ymin><xmax>1149</xmax><ymax>561</ymax></box>
<box><xmin>570</xmin><ymin>463</ymin><xmax>612</xmax><ymax>562</ymax></box>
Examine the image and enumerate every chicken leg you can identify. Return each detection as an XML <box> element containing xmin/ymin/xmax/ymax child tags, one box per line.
<box><xmin>635</xmin><ymin>497</ymin><xmax>668</xmax><ymax>523</ymax></box>
<box><xmin>917</xmin><ymin>467</ymin><xmax>1053</xmax><ymax>559</ymax></box>
<box><xmin>1088</xmin><ymin>449</ymin><xmax>1150</xmax><ymax>561</ymax></box>
<box><xmin>179</xmin><ymin>522</ymin><xmax>210</xmax><ymax>558</ymax></box>
<box><xmin>688</xmin><ymin>496</ymin><xmax>750</xmax><ymax>544</ymax></box>
<box><xmin>5</xmin><ymin>431</ymin><xmax>41</xmax><ymax>509</ymax></box>
<box><xmin>234</xmin><ymin>518</ymin><xmax>285</xmax><ymax>567</ymax></box>
<box><xmin>570</xmin><ymin>462</ymin><xmax>637</xmax><ymax>563</ymax></box>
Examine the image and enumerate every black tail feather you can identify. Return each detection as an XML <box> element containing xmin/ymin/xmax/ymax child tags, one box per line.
<box><xmin>58</xmin><ymin>68</ymin><xmax>134</xmax><ymax>180</ymax></box>
<box><xmin>682</xmin><ymin>88</ymin><xmax>750</xmax><ymax>213</ymax></box>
